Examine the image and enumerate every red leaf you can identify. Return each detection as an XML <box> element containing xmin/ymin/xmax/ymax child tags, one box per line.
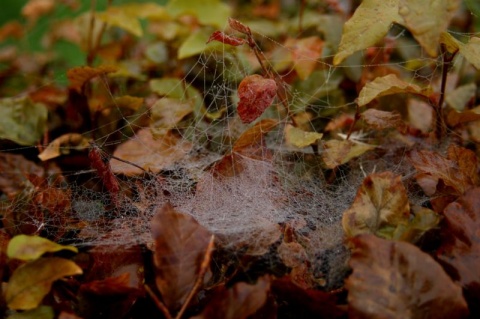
<box><xmin>89</xmin><ymin>145</ymin><xmax>120</xmax><ymax>208</ymax></box>
<box><xmin>346</xmin><ymin>234</ymin><xmax>468</xmax><ymax>319</ymax></box>
<box><xmin>237</xmin><ymin>74</ymin><xmax>277</xmax><ymax>124</ymax></box>
<box><xmin>437</xmin><ymin>188</ymin><xmax>480</xmax><ymax>316</ymax></box>
<box><xmin>206</xmin><ymin>31</ymin><xmax>246</xmax><ymax>46</ymax></box>
<box><xmin>228</xmin><ymin>17</ymin><xmax>251</xmax><ymax>36</ymax></box>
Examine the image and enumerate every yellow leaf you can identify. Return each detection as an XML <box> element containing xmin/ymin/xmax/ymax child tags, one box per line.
<box><xmin>399</xmin><ymin>0</ymin><xmax>460</xmax><ymax>57</ymax></box>
<box><xmin>322</xmin><ymin>139</ymin><xmax>375</xmax><ymax>169</ymax></box>
<box><xmin>6</xmin><ymin>257</ymin><xmax>82</xmax><ymax>310</ymax></box>
<box><xmin>167</xmin><ymin>0</ymin><xmax>231</xmax><ymax>28</ymax></box>
<box><xmin>7</xmin><ymin>235</ymin><xmax>78</xmax><ymax>261</ymax></box>
<box><xmin>38</xmin><ymin>133</ymin><xmax>90</xmax><ymax>161</ymax></box>
<box><xmin>357</xmin><ymin>74</ymin><xmax>427</xmax><ymax>106</ymax></box>
<box><xmin>284</xmin><ymin>124</ymin><xmax>323</xmax><ymax>148</ymax></box>
<box><xmin>459</xmin><ymin>36</ymin><xmax>480</xmax><ymax>70</ymax></box>
<box><xmin>150</xmin><ymin>98</ymin><xmax>194</xmax><ymax>137</ymax></box>
<box><xmin>334</xmin><ymin>0</ymin><xmax>402</xmax><ymax>65</ymax></box>
<box><xmin>67</xmin><ymin>65</ymin><xmax>117</xmax><ymax>93</ymax></box>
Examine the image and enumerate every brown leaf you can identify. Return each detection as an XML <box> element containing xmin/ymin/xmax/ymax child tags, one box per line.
<box><xmin>110</xmin><ymin>129</ymin><xmax>192</xmax><ymax>176</ymax></box>
<box><xmin>361</xmin><ymin>109</ymin><xmax>407</xmax><ymax>133</ymax></box>
<box><xmin>409</xmin><ymin>145</ymin><xmax>479</xmax><ymax>197</ymax></box>
<box><xmin>228</xmin><ymin>17</ymin><xmax>252</xmax><ymax>36</ymax></box>
<box><xmin>22</xmin><ymin>0</ymin><xmax>55</xmax><ymax>22</ymax></box>
<box><xmin>447</xmin><ymin>108</ymin><xmax>480</xmax><ymax>127</ymax></box>
<box><xmin>342</xmin><ymin>172</ymin><xmax>410</xmax><ymax>238</ymax></box>
<box><xmin>80</xmin><ymin>273</ymin><xmax>140</xmax><ymax>296</ymax></box>
<box><xmin>346</xmin><ymin>234</ymin><xmax>468</xmax><ymax>319</ymax></box>
<box><xmin>38</xmin><ymin>133</ymin><xmax>91</xmax><ymax>161</ymax></box>
<box><xmin>191</xmin><ymin>276</ymin><xmax>270</xmax><ymax>319</ymax></box>
<box><xmin>285</xmin><ymin>36</ymin><xmax>324</xmax><ymax>80</ymax></box>
<box><xmin>233</xmin><ymin>119</ymin><xmax>279</xmax><ymax>152</ymax></box>
<box><xmin>237</xmin><ymin>75</ymin><xmax>277</xmax><ymax>124</ymax></box>
<box><xmin>151</xmin><ymin>203</ymin><xmax>212</xmax><ymax>311</ymax></box>
<box><xmin>67</xmin><ymin>65</ymin><xmax>117</xmax><ymax>93</ymax></box>
<box><xmin>437</xmin><ymin>188</ymin><xmax>480</xmax><ymax>316</ymax></box>
<box><xmin>0</xmin><ymin>153</ymin><xmax>44</xmax><ymax>196</ymax></box>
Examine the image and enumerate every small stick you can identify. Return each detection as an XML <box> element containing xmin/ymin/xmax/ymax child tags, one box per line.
<box><xmin>145</xmin><ymin>285</ymin><xmax>172</xmax><ymax>319</ymax></box>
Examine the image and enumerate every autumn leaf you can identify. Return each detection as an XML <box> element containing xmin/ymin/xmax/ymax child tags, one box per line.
<box><xmin>237</xmin><ymin>74</ymin><xmax>277</xmax><ymax>124</ymax></box>
<box><xmin>67</xmin><ymin>65</ymin><xmax>118</xmax><ymax>93</ymax></box>
<box><xmin>346</xmin><ymin>234</ymin><xmax>469</xmax><ymax>319</ymax></box>
<box><xmin>7</xmin><ymin>305</ymin><xmax>54</xmax><ymax>319</ymax></box>
<box><xmin>38</xmin><ymin>133</ymin><xmax>91</xmax><ymax>161</ymax></box>
<box><xmin>284</xmin><ymin>124</ymin><xmax>323</xmax><ymax>148</ymax></box>
<box><xmin>166</xmin><ymin>0</ymin><xmax>232</xmax><ymax>28</ymax></box>
<box><xmin>334</xmin><ymin>0</ymin><xmax>401</xmax><ymax>65</ymax></box>
<box><xmin>357</xmin><ymin>74</ymin><xmax>428</xmax><ymax>106</ymax></box>
<box><xmin>437</xmin><ymin>188</ymin><xmax>480</xmax><ymax>315</ymax></box>
<box><xmin>285</xmin><ymin>36</ymin><xmax>324</xmax><ymax>80</ymax></box>
<box><xmin>321</xmin><ymin>139</ymin><xmax>375</xmax><ymax>169</ymax></box>
<box><xmin>206</xmin><ymin>31</ymin><xmax>246</xmax><ymax>47</ymax></box>
<box><xmin>7</xmin><ymin>235</ymin><xmax>77</xmax><ymax>261</ymax></box>
<box><xmin>150</xmin><ymin>98</ymin><xmax>194</xmax><ymax>137</ymax></box>
<box><xmin>0</xmin><ymin>96</ymin><xmax>47</xmax><ymax>146</ymax></box>
<box><xmin>6</xmin><ymin>257</ymin><xmax>83</xmax><ymax>310</ymax></box>
<box><xmin>191</xmin><ymin>276</ymin><xmax>270</xmax><ymax>319</ymax></box>
<box><xmin>110</xmin><ymin>129</ymin><xmax>192</xmax><ymax>176</ymax></box>
<box><xmin>342</xmin><ymin>172</ymin><xmax>410</xmax><ymax>238</ymax></box>
<box><xmin>361</xmin><ymin>109</ymin><xmax>407</xmax><ymax>133</ymax></box>
<box><xmin>440</xmin><ymin>32</ymin><xmax>480</xmax><ymax>70</ymax></box>
<box><xmin>233</xmin><ymin>119</ymin><xmax>279</xmax><ymax>152</ymax></box>
<box><xmin>151</xmin><ymin>203</ymin><xmax>213</xmax><ymax>311</ymax></box>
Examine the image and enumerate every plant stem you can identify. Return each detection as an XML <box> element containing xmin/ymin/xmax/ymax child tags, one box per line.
<box><xmin>436</xmin><ymin>44</ymin><xmax>457</xmax><ymax>140</ymax></box>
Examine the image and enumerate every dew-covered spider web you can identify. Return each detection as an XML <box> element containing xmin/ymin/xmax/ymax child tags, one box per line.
<box><xmin>2</xmin><ymin>1</ymin><xmax>476</xmax><ymax>289</ymax></box>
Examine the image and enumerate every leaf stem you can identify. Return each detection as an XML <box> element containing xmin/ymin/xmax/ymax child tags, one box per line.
<box><xmin>436</xmin><ymin>44</ymin><xmax>456</xmax><ymax>140</ymax></box>
<box><xmin>145</xmin><ymin>285</ymin><xmax>173</xmax><ymax>319</ymax></box>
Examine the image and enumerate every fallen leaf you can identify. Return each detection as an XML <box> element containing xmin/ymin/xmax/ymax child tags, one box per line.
<box><xmin>285</xmin><ymin>124</ymin><xmax>323</xmax><ymax>148</ymax></box>
<box><xmin>191</xmin><ymin>276</ymin><xmax>270</xmax><ymax>319</ymax></box>
<box><xmin>342</xmin><ymin>172</ymin><xmax>410</xmax><ymax>238</ymax></box>
<box><xmin>361</xmin><ymin>109</ymin><xmax>407</xmax><ymax>132</ymax></box>
<box><xmin>6</xmin><ymin>257</ymin><xmax>83</xmax><ymax>310</ymax></box>
<box><xmin>445</xmin><ymin>83</ymin><xmax>476</xmax><ymax>111</ymax></box>
<box><xmin>151</xmin><ymin>203</ymin><xmax>212</xmax><ymax>311</ymax></box>
<box><xmin>321</xmin><ymin>139</ymin><xmax>375</xmax><ymax>169</ymax></box>
<box><xmin>392</xmin><ymin>206</ymin><xmax>440</xmax><ymax>243</ymax></box>
<box><xmin>166</xmin><ymin>0</ymin><xmax>232</xmax><ymax>28</ymax></box>
<box><xmin>447</xmin><ymin>107</ymin><xmax>480</xmax><ymax>127</ymax></box>
<box><xmin>233</xmin><ymin>119</ymin><xmax>279</xmax><ymax>152</ymax></box>
<box><xmin>357</xmin><ymin>74</ymin><xmax>427</xmax><ymax>106</ymax></box>
<box><xmin>237</xmin><ymin>75</ymin><xmax>277</xmax><ymax>124</ymax></box>
<box><xmin>67</xmin><ymin>65</ymin><xmax>117</xmax><ymax>93</ymax></box>
<box><xmin>399</xmin><ymin>0</ymin><xmax>460</xmax><ymax>57</ymax></box>
<box><xmin>110</xmin><ymin>129</ymin><xmax>192</xmax><ymax>176</ymax></box>
<box><xmin>38</xmin><ymin>133</ymin><xmax>91</xmax><ymax>161</ymax></box>
<box><xmin>0</xmin><ymin>96</ymin><xmax>47</xmax><ymax>146</ymax></box>
<box><xmin>437</xmin><ymin>188</ymin><xmax>480</xmax><ymax>315</ymax></box>
<box><xmin>150</xmin><ymin>98</ymin><xmax>193</xmax><ymax>137</ymax></box>
<box><xmin>346</xmin><ymin>234</ymin><xmax>469</xmax><ymax>319</ymax></box>
<box><xmin>7</xmin><ymin>235</ymin><xmax>77</xmax><ymax>261</ymax></box>
<box><xmin>0</xmin><ymin>153</ymin><xmax>44</xmax><ymax>196</ymax></box>
<box><xmin>441</xmin><ymin>32</ymin><xmax>480</xmax><ymax>69</ymax></box>
<box><xmin>80</xmin><ymin>273</ymin><xmax>140</xmax><ymax>296</ymax></box>
<box><xmin>285</xmin><ymin>36</ymin><xmax>324</xmax><ymax>80</ymax></box>
<box><xmin>333</xmin><ymin>0</ymin><xmax>402</xmax><ymax>65</ymax></box>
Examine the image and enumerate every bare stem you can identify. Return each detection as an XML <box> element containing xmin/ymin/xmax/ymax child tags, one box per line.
<box><xmin>175</xmin><ymin>235</ymin><xmax>215</xmax><ymax>319</ymax></box>
<box><xmin>436</xmin><ymin>44</ymin><xmax>457</xmax><ymax>141</ymax></box>
<box><xmin>145</xmin><ymin>285</ymin><xmax>172</xmax><ymax>319</ymax></box>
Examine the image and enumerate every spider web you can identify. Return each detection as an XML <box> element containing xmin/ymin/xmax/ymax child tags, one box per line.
<box><xmin>1</xmin><ymin>1</ymin><xmax>473</xmax><ymax>289</ymax></box>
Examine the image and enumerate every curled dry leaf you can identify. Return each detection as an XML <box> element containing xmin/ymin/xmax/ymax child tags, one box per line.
<box><xmin>206</xmin><ymin>31</ymin><xmax>246</xmax><ymax>47</ymax></box>
<box><xmin>437</xmin><ymin>188</ymin><xmax>480</xmax><ymax>315</ymax></box>
<box><xmin>342</xmin><ymin>172</ymin><xmax>410</xmax><ymax>238</ymax></box>
<box><xmin>321</xmin><ymin>139</ymin><xmax>375</xmax><ymax>169</ymax></box>
<box><xmin>67</xmin><ymin>65</ymin><xmax>117</xmax><ymax>93</ymax></box>
<box><xmin>285</xmin><ymin>124</ymin><xmax>323</xmax><ymax>148</ymax></box>
<box><xmin>38</xmin><ymin>133</ymin><xmax>91</xmax><ymax>161</ymax></box>
<box><xmin>191</xmin><ymin>276</ymin><xmax>270</xmax><ymax>319</ymax></box>
<box><xmin>361</xmin><ymin>109</ymin><xmax>407</xmax><ymax>133</ymax></box>
<box><xmin>7</xmin><ymin>235</ymin><xmax>77</xmax><ymax>261</ymax></box>
<box><xmin>151</xmin><ymin>203</ymin><xmax>212</xmax><ymax>311</ymax></box>
<box><xmin>228</xmin><ymin>17</ymin><xmax>252</xmax><ymax>36</ymax></box>
<box><xmin>237</xmin><ymin>74</ymin><xmax>277</xmax><ymax>124</ymax></box>
<box><xmin>6</xmin><ymin>257</ymin><xmax>83</xmax><ymax>310</ymax></box>
<box><xmin>346</xmin><ymin>234</ymin><xmax>469</xmax><ymax>319</ymax></box>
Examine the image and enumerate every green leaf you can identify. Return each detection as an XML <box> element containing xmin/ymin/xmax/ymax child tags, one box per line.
<box><xmin>334</xmin><ymin>0</ymin><xmax>402</xmax><ymax>65</ymax></box>
<box><xmin>399</xmin><ymin>0</ymin><xmax>460</xmax><ymax>57</ymax></box>
<box><xmin>166</xmin><ymin>0</ymin><xmax>231</xmax><ymax>28</ymax></box>
<box><xmin>357</xmin><ymin>74</ymin><xmax>428</xmax><ymax>106</ymax></box>
<box><xmin>7</xmin><ymin>306</ymin><xmax>54</xmax><ymax>319</ymax></box>
<box><xmin>285</xmin><ymin>124</ymin><xmax>323</xmax><ymax>148</ymax></box>
<box><xmin>7</xmin><ymin>235</ymin><xmax>78</xmax><ymax>261</ymax></box>
<box><xmin>0</xmin><ymin>97</ymin><xmax>47</xmax><ymax>146</ymax></box>
<box><xmin>6</xmin><ymin>257</ymin><xmax>82</xmax><ymax>310</ymax></box>
<box><xmin>178</xmin><ymin>30</ymin><xmax>210</xmax><ymax>59</ymax></box>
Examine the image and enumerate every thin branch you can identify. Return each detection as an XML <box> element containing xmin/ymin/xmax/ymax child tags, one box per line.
<box><xmin>145</xmin><ymin>284</ymin><xmax>173</xmax><ymax>319</ymax></box>
<box><xmin>175</xmin><ymin>235</ymin><xmax>215</xmax><ymax>319</ymax></box>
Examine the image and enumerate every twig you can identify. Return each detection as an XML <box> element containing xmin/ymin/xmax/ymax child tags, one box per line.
<box><xmin>175</xmin><ymin>235</ymin><xmax>215</xmax><ymax>319</ymax></box>
<box><xmin>145</xmin><ymin>285</ymin><xmax>173</xmax><ymax>319</ymax></box>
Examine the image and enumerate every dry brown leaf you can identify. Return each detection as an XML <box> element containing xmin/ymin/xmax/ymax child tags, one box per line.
<box><xmin>361</xmin><ymin>109</ymin><xmax>407</xmax><ymax>133</ymax></box>
<box><xmin>67</xmin><ymin>65</ymin><xmax>118</xmax><ymax>93</ymax></box>
<box><xmin>342</xmin><ymin>172</ymin><xmax>410</xmax><ymax>238</ymax></box>
<box><xmin>347</xmin><ymin>234</ymin><xmax>469</xmax><ymax>319</ymax></box>
<box><xmin>110</xmin><ymin>128</ymin><xmax>192</xmax><ymax>176</ymax></box>
<box><xmin>237</xmin><ymin>75</ymin><xmax>277</xmax><ymax>124</ymax></box>
<box><xmin>322</xmin><ymin>139</ymin><xmax>375</xmax><ymax>169</ymax></box>
<box><xmin>151</xmin><ymin>204</ymin><xmax>212</xmax><ymax>311</ymax></box>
